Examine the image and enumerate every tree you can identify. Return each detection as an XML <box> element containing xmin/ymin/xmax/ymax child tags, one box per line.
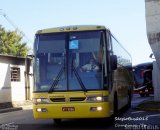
<box><xmin>0</xmin><ymin>25</ymin><xmax>29</xmax><ymax>57</ymax></box>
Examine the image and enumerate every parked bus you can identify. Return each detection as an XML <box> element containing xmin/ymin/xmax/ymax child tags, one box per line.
<box><xmin>133</xmin><ymin>62</ymin><xmax>153</xmax><ymax>97</ymax></box>
<box><xmin>32</xmin><ymin>25</ymin><xmax>134</xmax><ymax>124</ymax></box>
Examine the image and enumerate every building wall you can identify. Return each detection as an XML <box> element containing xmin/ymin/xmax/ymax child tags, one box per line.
<box><xmin>11</xmin><ymin>65</ymin><xmax>26</xmax><ymax>102</ymax></box>
<box><xmin>0</xmin><ymin>63</ymin><xmax>11</xmax><ymax>103</ymax></box>
<box><xmin>0</xmin><ymin>56</ymin><xmax>33</xmax><ymax>104</ymax></box>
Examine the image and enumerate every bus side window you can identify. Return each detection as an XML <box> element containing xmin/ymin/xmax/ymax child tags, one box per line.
<box><xmin>107</xmin><ymin>32</ymin><xmax>113</xmax><ymax>90</ymax></box>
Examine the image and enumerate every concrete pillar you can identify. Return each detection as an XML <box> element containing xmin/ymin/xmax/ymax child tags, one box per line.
<box><xmin>152</xmin><ymin>61</ymin><xmax>160</xmax><ymax>101</ymax></box>
<box><xmin>145</xmin><ymin>0</ymin><xmax>160</xmax><ymax>67</ymax></box>
<box><xmin>145</xmin><ymin>0</ymin><xmax>160</xmax><ymax>100</ymax></box>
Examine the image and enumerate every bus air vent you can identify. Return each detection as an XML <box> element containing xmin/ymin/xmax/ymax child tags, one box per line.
<box><xmin>50</xmin><ymin>98</ymin><xmax>65</xmax><ymax>102</ymax></box>
<box><xmin>70</xmin><ymin>97</ymin><xmax>86</xmax><ymax>102</ymax></box>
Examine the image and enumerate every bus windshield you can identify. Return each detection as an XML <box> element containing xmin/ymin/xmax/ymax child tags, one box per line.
<box><xmin>133</xmin><ymin>62</ymin><xmax>152</xmax><ymax>87</ymax></box>
<box><xmin>34</xmin><ymin>31</ymin><xmax>105</xmax><ymax>92</ymax></box>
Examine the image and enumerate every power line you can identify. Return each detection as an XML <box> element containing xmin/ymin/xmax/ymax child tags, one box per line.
<box><xmin>0</xmin><ymin>9</ymin><xmax>32</xmax><ymax>44</ymax></box>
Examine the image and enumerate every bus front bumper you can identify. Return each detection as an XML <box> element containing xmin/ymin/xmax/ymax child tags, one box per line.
<box><xmin>33</xmin><ymin>102</ymin><xmax>112</xmax><ymax>119</ymax></box>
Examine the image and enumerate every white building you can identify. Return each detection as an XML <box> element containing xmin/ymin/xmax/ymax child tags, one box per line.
<box><xmin>0</xmin><ymin>55</ymin><xmax>33</xmax><ymax>107</ymax></box>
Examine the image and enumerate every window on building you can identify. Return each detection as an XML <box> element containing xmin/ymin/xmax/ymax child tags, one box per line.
<box><xmin>11</xmin><ymin>67</ymin><xmax>20</xmax><ymax>82</ymax></box>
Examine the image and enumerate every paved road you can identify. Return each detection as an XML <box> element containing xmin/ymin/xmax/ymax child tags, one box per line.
<box><xmin>0</xmin><ymin>94</ymin><xmax>160</xmax><ymax>130</ymax></box>
<box><xmin>131</xmin><ymin>94</ymin><xmax>154</xmax><ymax>108</ymax></box>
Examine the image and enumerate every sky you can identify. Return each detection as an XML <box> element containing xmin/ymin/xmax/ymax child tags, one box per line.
<box><xmin>0</xmin><ymin>0</ymin><xmax>154</xmax><ymax>65</ymax></box>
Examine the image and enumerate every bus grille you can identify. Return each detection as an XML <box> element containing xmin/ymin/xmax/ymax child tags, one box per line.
<box><xmin>70</xmin><ymin>97</ymin><xmax>86</xmax><ymax>102</ymax></box>
<box><xmin>50</xmin><ymin>98</ymin><xmax>65</xmax><ymax>102</ymax></box>
<box><xmin>50</xmin><ymin>97</ymin><xmax>86</xmax><ymax>102</ymax></box>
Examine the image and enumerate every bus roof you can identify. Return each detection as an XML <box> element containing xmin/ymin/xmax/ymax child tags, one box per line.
<box><xmin>133</xmin><ymin>62</ymin><xmax>153</xmax><ymax>68</ymax></box>
<box><xmin>36</xmin><ymin>25</ymin><xmax>108</xmax><ymax>34</ymax></box>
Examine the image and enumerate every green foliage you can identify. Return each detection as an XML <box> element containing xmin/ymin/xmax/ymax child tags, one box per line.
<box><xmin>0</xmin><ymin>25</ymin><xmax>29</xmax><ymax>57</ymax></box>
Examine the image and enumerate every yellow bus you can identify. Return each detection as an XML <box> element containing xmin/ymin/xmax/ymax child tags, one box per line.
<box><xmin>32</xmin><ymin>25</ymin><xmax>133</xmax><ymax>124</ymax></box>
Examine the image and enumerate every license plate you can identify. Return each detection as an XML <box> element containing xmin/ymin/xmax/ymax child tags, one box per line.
<box><xmin>62</xmin><ymin>107</ymin><xmax>75</xmax><ymax>111</ymax></box>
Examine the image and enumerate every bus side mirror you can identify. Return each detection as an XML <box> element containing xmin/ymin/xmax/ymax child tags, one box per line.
<box><xmin>111</xmin><ymin>55</ymin><xmax>117</xmax><ymax>70</ymax></box>
<box><xmin>27</xmin><ymin>54</ymin><xmax>35</xmax><ymax>59</ymax></box>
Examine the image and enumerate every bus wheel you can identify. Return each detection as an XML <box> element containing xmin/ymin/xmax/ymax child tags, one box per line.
<box><xmin>113</xmin><ymin>93</ymin><xmax>118</xmax><ymax>117</ymax></box>
<box><xmin>140</xmin><ymin>94</ymin><xmax>145</xmax><ymax>97</ymax></box>
<box><xmin>53</xmin><ymin>119</ymin><xmax>61</xmax><ymax>124</ymax></box>
<box><xmin>127</xmin><ymin>91</ymin><xmax>131</xmax><ymax>108</ymax></box>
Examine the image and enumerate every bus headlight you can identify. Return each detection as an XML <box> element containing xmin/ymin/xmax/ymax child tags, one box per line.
<box><xmin>90</xmin><ymin>106</ymin><xmax>102</xmax><ymax>112</ymax></box>
<box><xmin>86</xmin><ymin>96</ymin><xmax>108</xmax><ymax>102</ymax></box>
<box><xmin>33</xmin><ymin>98</ymin><xmax>51</xmax><ymax>104</ymax></box>
<box><xmin>36</xmin><ymin>108</ymin><xmax>48</xmax><ymax>112</ymax></box>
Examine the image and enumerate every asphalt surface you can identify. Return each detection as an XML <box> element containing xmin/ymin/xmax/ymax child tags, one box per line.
<box><xmin>0</xmin><ymin>94</ymin><xmax>160</xmax><ymax>130</ymax></box>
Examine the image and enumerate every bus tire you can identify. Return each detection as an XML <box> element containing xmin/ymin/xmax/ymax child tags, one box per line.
<box><xmin>53</xmin><ymin>119</ymin><xmax>61</xmax><ymax>124</ymax></box>
<box><xmin>113</xmin><ymin>93</ymin><xmax>118</xmax><ymax>117</ymax></box>
<box><xmin>127</xmin><ymin>90</ymin><xmax>131</xmax><ymax>108</ymax></box>
<box><xmin>140</xmin><ymin>94</ymin><xmax>145</xmax><ymax>97</ymax></box>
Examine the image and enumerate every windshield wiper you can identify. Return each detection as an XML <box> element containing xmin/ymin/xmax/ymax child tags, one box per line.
<box><xmin>48</xmin><ymin>67</ymin><xmax>65</xmax><ymax>93</ymax></box>
<box><xmin>71</xmin><ymin>60</ymin><xmax>87</xmax><ymax>92</ymax></box>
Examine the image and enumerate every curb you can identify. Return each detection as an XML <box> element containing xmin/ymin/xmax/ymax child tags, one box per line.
<box><xmin>136</xmin><ymin>106</ymin><xmax>160</xmax><ymax>112</ymax></box>
<box><xmin>0</xmin><ymin>107</ymin><xmax>22</xmax><ymax>113</ymax></box>
<box><xmin>21</xmin><ymin>105</ymin><xmax>32</xmax><ymax>110</ymax></box>
<box><xmin>136</xmin><ymin>100</ymin><xmax>160</xmax><ymax>112</ymax></box>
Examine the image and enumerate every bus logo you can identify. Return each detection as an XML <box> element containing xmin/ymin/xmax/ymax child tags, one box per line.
<box><xmin>65</xmin><ymin>98</ymin><xmax>70</xmax><ymax>102</ymax></box>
